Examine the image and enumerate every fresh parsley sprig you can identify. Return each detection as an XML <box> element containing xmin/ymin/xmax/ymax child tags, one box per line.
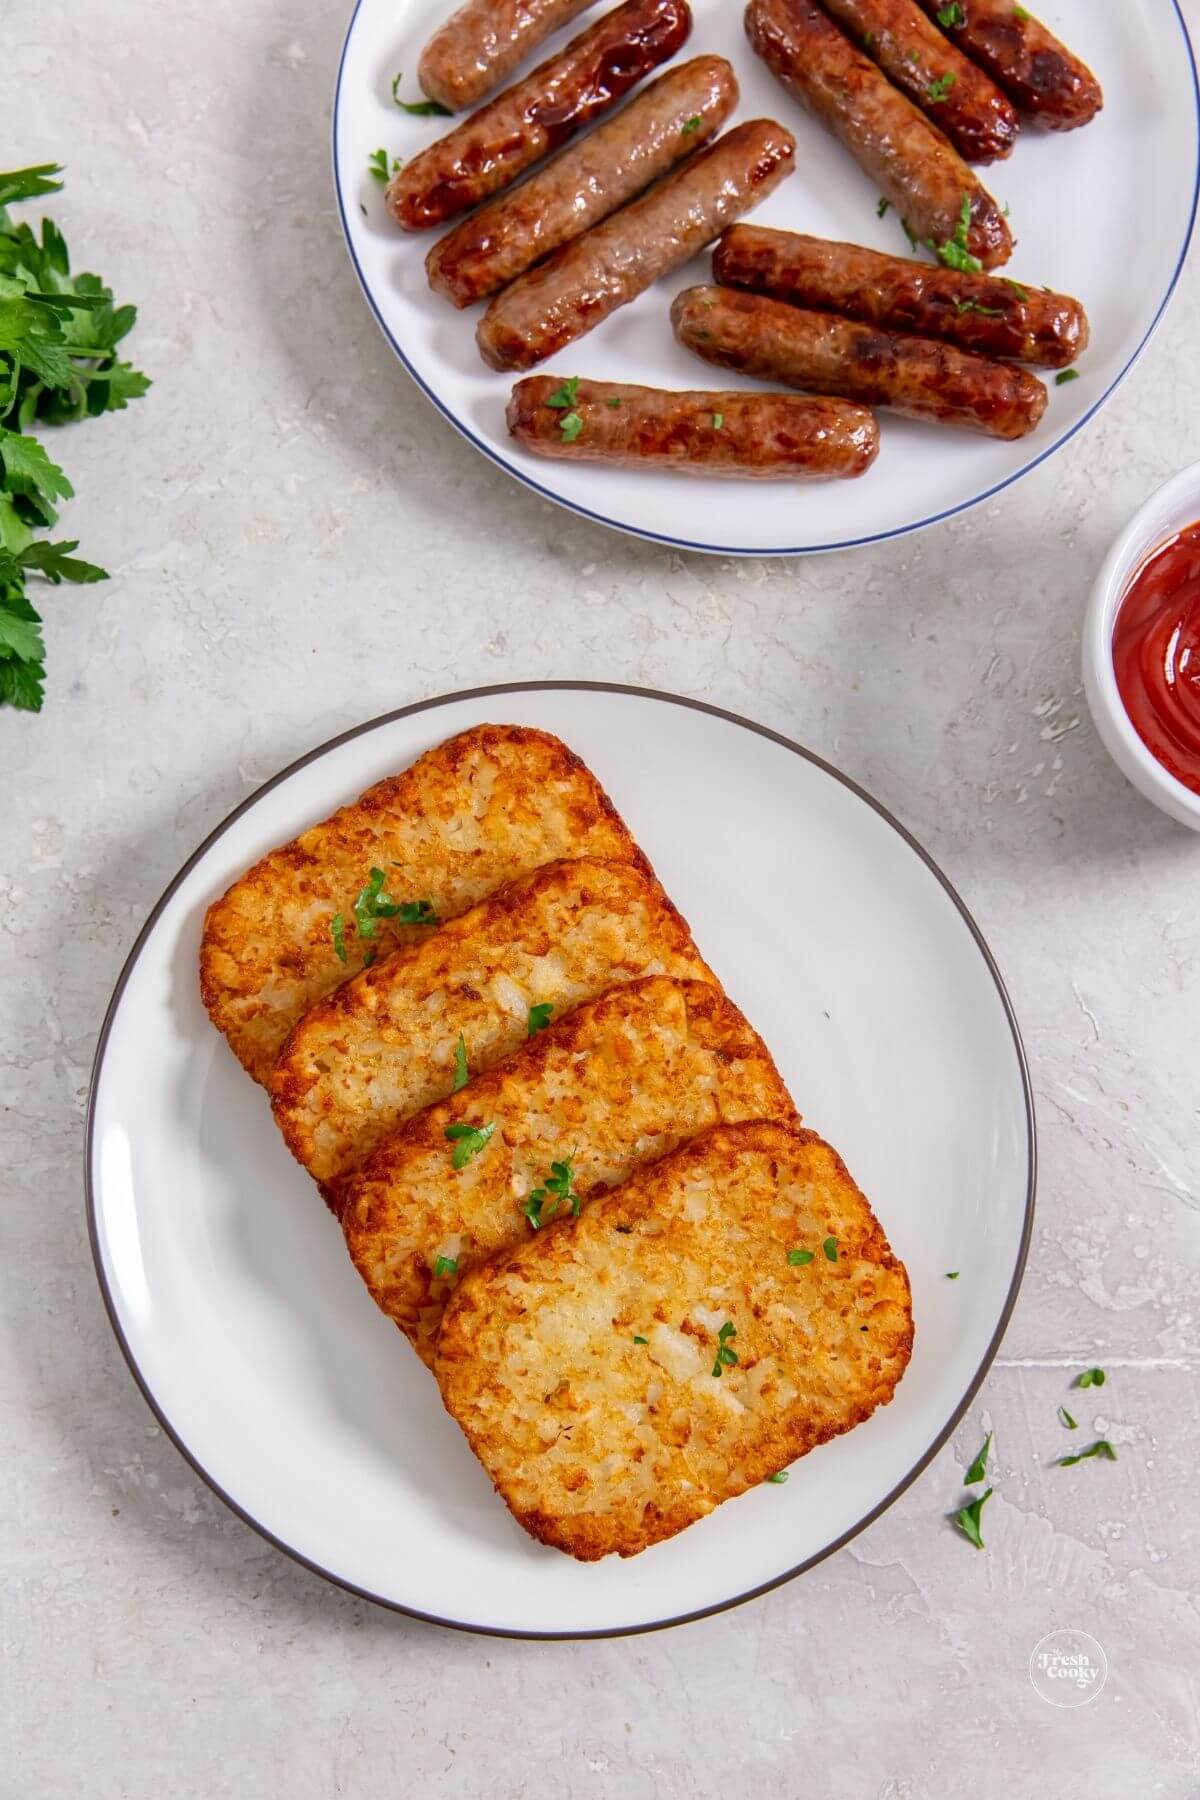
<box><xmin>953</xmin><ymin>1486</ymin><xmax>993</xmax><ymax>1549</ymax></box>
<box><xmin>522</xmin><ymin>1157</ymin><xmax>581</xmax><ymax>1228</ymax></box>
<box><xmin>391</xmin><ymin>74</ymin><xmax>451</xmax><ymax>116</ymax></box>
<box><xmin>0</xmin><ymin>162</ymin><xmax>149</xmax><ymax>710</ymax></box>
<box><xmin>445</xmin><ymin>1119</ymin><xmax>497</xmax><ymax>1170</ymax></box>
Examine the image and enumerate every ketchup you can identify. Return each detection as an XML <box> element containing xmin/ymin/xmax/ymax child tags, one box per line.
<box><xmin>1112</xmin><ymin>521</ymin><xmax>1200</xmax><ymax>797</ymax></box>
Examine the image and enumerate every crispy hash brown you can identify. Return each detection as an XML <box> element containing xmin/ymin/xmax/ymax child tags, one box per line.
<box><xmin>200</xmin><ymin>724</ymin><xmax>645</xmax><ymax>1085</ymax></box>
<box><xmin>270</xmin><ymin>860</ymin><xmax>715</xmax><ymax>1209</ymax></box>
<box><xmin>436</xmin><ymin>1120</ymin><xmax>913</xmax><ymax>1560</ymax></box>
<box><xmin>342</xmin><ymin>978</ymin><xmax>798</xmax><ymax>1366</ymax></box>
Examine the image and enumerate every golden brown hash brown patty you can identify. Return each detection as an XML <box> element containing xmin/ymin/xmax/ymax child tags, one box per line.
<box><xmin>200</xmin><ymin>724</ymin><xmax>646</xmax><ymax>1085</ymax></box>
<box><xmin>342</xmin><ymin>978</ymin><xmax>798</xmax><ymax>1366</ymax></box>
<box><xmin>270</xmin><ymin>859</ymin><xmax>715</xmax><ymax>1210</ymax></box>
<box><xmin>436</xmin><ymin>1120</ymin><xmax>913</xmax><ymax>1560</ymax></box>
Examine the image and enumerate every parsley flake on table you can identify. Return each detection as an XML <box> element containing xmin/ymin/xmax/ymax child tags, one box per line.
<box><xmin>0</xmin><ymin>162</ymin><xmax>148</xmax><ymax>711</ymax></box>
<box><xmin>1058</xmin><ymin>1405</ymin><xmax>1078</xmax><ymax>1430</ymax></box>
<box><xmin>946</xmin><ymin>1271</ymin><xmax>960</xmax><ymax>1279</ymax></box>
<box><xmin>434</xmin><ymin>1255</ymin><xmax>458</xmax><ymax>1278</ymax></box>
<box><xmin>711</xmin><ymin>1319</ymin><xmax>738</xmax><ymax>1377</ymax></box>
<box><xmin>953</xmin><ymin>1486</ymin><xmax>993</xmax><ymax>1549</ymax></box>
<box><xmin>452</xmin><ymin>1032</ymin><xmax>469</xmax><ymax>1092</ymax></box>
<box><xmin>927</xmin><ymin>71</ymin><xmax>956</xmax><ymax>102</ymax></box>
<box><xmin>559</xmin><ymin>410</ymin><xmax>584</xmax><ymax>443</ymax></box>
<box><xmin>823</xmin><ymin>1236</ymin><xmax>838</xmax><ymax>1262</ymax></box>
<box><xmin>1076</xmin><ymin>1367</ymin><xmax>1106</xmax><ymax>1389</ymax></box>
<box><xmin>527</xmin><ymin>1002</ymin><xmax>554</xmax><ymax>1036</ymax></box>
<box><xmin>330</xmin><ymin>913</ymin><xmax>348</xmax><ymax>963</ymax></box>
<box><xmin>877</xmin><ymin>197</ymin><xmax>891</xmax><ymax>218</ymax></box>
<box><xmin>1059</xmin><ymin>1440</ymin><xmax>1117</xmax><ymax>1467</ymax></box>
<box><xmin>545</xmin><ymin>376</ymin><xmax>579</xmax><ymax>409</ymax></box>
<box><xmin>788</xmin><ymin>1247</ymin><xmax>814</xmax><ymax>1266</ymax></box>
<box><xmin>444</xmin><ymin>1120</ymin><xmax>497</xmax><ymax>1170</ymax></box>
<box><xmin>391</xmin><ymin>73</ymin><xmax>451</xmax><ymax>116</ymax></box>
<box><xmin>965</xmin><ymin>1430</ymin><xmax>992</xmax><ymax>1484</ymax></box>
<box><xmin>523</xmin><ymin>1157</ymin><xmax>581</xmax><ymax>1228</ymax></box>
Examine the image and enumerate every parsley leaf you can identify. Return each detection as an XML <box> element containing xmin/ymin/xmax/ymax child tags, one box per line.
<box><xmin>927</xmin><ymin>70</ymin><xmax>956</xmax><ymax>102</ymax></box>
<box><xmin>953</xmin><ymin>1487</ymin><xmax>993</xmax><ymax>1549</ymax></box>
<box><xmin>1059</xmin><ymin>1440</ymin><xmax>1117</xmax><ymax>1467</ymax></box>
<box><xmin>392</xmin><ymin>74</ymin><xmax>451</xmax><ymax>116</ymax></box>
<box><xmin>352</xmin><ymin>867</ymin><xmax>439</xmax><ymax>938</ymax></box>
<box><xmin>0</xmin><ymin>163</ymin><xmax>65</xmax><ymax>208</ymax></box>
<box><xmin>823</xmin><ymin>1236</ymin><xmax>838</xmax><ymax>1261</ymax></box>
<box><xmin>953</xmin><ymin>299</ymin><xmax>1002</xmax><ymax>316</ymax></box>
<box><xmin>711</xmin><ymin>1319</ymin><xmax>738</xmax><ymax>1377</ymax></box>
<box><xmin>788</xmin><ymin>1247</ymin><xmax>814</xmax><ymax>1265</ymax></box>
<box><xmin>434</xmin><ymin>1255</ymin><xmax>458</xmax><ymax>1278</ymax></box>
<box><xmin>933</xmin><ymin>193</ymin><xmax>983</xmax><ymax>273</ymax></box>
<box><xmin>712</xmin><ymin>411</ymin><xmax>724</xmax><ymax>430</ymax></box>
<box><xmin>682</xmin><ymin>115</ymin><xmax>702</xmax><ymax>135</ymax></box>
<box><xmin>368</xmin><ymin>148</ymin><xmax>391</xmax><ymax>182</ymax></box>
<box><xmin>444</xmin><ymin>1120</ymin><xmax>497</xmax><ymax>1170</ymax></box>
<box><xmin>937</xmin><ymin>2</ymin><xmax>965</xmax><ymax>25</ymax></box>
<box><xmin>1076</xmin><ymin>1367</ymin><xmax>1106</xmax><ymax>1389</ymax></box>
<box><xmin>946</xmin><ymin>1271</ymin><xmax>960</xmax><ymax>1279</ymax></box>
<box><xmin>1005</xmin><ymin>279</ymin><xmax>1030</xmax><ymax>301</ymax></box>
<box><xmin>877</xmin><ymin>197</ymin><xmax>891</xmax><ymax>218</ymax></box>
<box><xmin>452</xmin><ymin>1032</ymin><xmax>469</xmax><ymax>1092</ymax></box>
<box><xmin>632</xmin><ymin>1334</ymin><xmax>648</xmax><ymax>1345</ymax></box>
<box><xmin>331</xmin><ymin>913</ymin><xmax>348</xmax><ymax>963</ymax></box>
<box><xmin>527</xmin><ymin>1002</ymin><xmax>554</xmax><ymax>1036</ymax></box>
<box><xmin>1058</xmin><ymin>1405</ymin><xmax>1078</xmax><ymax>1430</ymax></box>
<box><xmin>17</xmin><ymin>538</ymin><xmax>105</xmax><ymax>584</ymax></box>
<box><xmin>765</xmin><ymin>1471</ymin><xmax>789</xmax><ymax>1483</ymax></box>
<box><xmin>559</xmin><ymin>410</ymin><xmax>583</xmax><ymax>443</ymax></box>
<box><xmin>546</xmin><ymin>376</ymin><xmax>579</xmax><ymax>409</ymax></box>
<box><xmin>1014</xmin><ymin>4</ymin><xmax>1030</xmax><ymax>21</ymax></box>
<box><xmin>0</xmin><ymin>429</ymin><xmax>72</xmax><ymax>505</ymax></box>
<box><xmin>965</xmin><ymin>1430</ymin><xmax>992</xmax><ymax>1485</ymax></box>
<box><xmin>605</xmin><ymin>395</ymin><xmax>622</xmax><ymax>407</ymax></box>
<box><xmin>1056</xmin><ymin>368</ymin><xmax>1080</xmax><ymax>385</ymax></box>
<box><xmin>523</xmin><ymin>1157</ymin><xmax>581</xmax><ymax>1228</ymax></box>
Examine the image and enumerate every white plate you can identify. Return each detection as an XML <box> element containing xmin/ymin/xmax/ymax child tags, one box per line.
<box><xmin>332</xmin><ymin>0</ymin><xmax>1199</xmax><ymax>555</ymax></box>
<box><xmin>88</xmin><ymin>685</ymin><xmax>1034</xmax><ymax>1637</ymax></box>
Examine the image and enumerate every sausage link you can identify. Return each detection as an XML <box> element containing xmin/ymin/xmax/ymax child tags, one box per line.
<box><xmin>713</xmin><ymin>225</ymin><xmax>1089</xmax><ymax>368</ymax></box>
<box><xmin>428</xmin><ymin>56</ymin><xmax>738</xmax><ymax>307</ymax></box>
<box><xmin>918</xmin><ymin>0</ymin><xmax>1102</xmax><ymax>130</ymax></box>
<box><xmin>419</xmin><ymin>0</ymin><xmax>599</xmax><ymax>113</ymax></box>
<box><xmin>745</xmin><ymin>0</ymin><xmax>1012</xmax><ymax>269</ymax></box>
<box><xmin>819</xmin><ymin>0</ymin><xmax>1017</xmax><ymax>163</ymax></box>
<box><xmin>389</xmin><ymin>0</ymin><xmax>692</xmax><ymax>231</ymax></box>
<box><xmin>477</xmin><ymin>119</ymin><xmax>796</xmax><ymax>371</ymax></box>
<box><xmin>507</xmin><ymin>377</ymin><xmax>880</xmax><ymax>477</ymax></box>
<box><xmin>672</xmin><ymin>284</ymin><xmax>1047</xmax><ymax>438</ymax></box>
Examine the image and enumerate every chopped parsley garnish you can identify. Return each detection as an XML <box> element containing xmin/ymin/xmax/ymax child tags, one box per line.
<box><xmin>527</xmin><ymin>1002</ymin><xmax>554</xmax><ymax>1036</ymax></box>
<box><xmin>712</xmin><ymin>411</ymin><xmax>724</xmax><ymax>430</ymax></box>
<box><xmin>368</xmin><ymin>148</ymin><xmax>390</xmax><ymax>182</ymax></box>
<box><xmin>682</xmin><ymin>115</ymin><xmax>702</xmax><ymax>134</ymax></box>
<box><xmin>452</xmin><ymin>1032</ymin><xmax>469</xmax><ymax>1092</ymax></box>
<box><xmin>766</xmin><ymin>1470</ymin><xmax>789</xmax><ymax>1484</ymax></box>
<box><xmin>902</xmin><ymin>217</ymin><xmax>921</xmax><ymax>252</ymax></box>
<box><xmin>937</xmin><ymin>2</ymin><xmax>965</xmax><ymax>23</ymax></box>
<box><xmin>1076</xmin><ymin>1367</ymin><xmax>1106</xmax><ymax>1389</ymax></box>
<box><xmin>523</xmin><ymin>1157</ymin><xmax>581</xmax><ymax>1228</ymax></box>
<box><xmin>352</xmin><ymin>866</ymin><xmax>439</xmax><ymax>939</ymax></box>
<box><xmin>391</xmin><ymin>73</ymin><xmax>451</xmax><ymax>115</ymax></box>
<box><xmin>606</xmin><ymin>395</ymin><xmax>622</xmax><ymax>407</ymax></box>
<box><xmin>822</xmin><ymin>1236</ymin><xmax>838</xmax><ymax>1262</ymax></box>
<box><xmin>933</xmin><ymin>194</ymin><xmax>982</xmax><ymax>273</ymax></box>
<box><xmin>331</xmin><ymin>912</ymin><xmax>348</xmax><ymax>962</ymax></box>
<box><xmin>965</xmin><ymin>1430</ymin><xmax>992</xmax><ymax>1485</ymax></box>
<box><xmin>633</xmin><ymin>1334</ymin><xmax>648</xmax><ymax>1345</ymax></box>
<box><xmin>863</xmin><ymin>30</ymin><xmax>875</xmax><ymax>49</ymax></box>
<box><xmin>946</xmin><ymin>1271</ymin><xmax>960</xmax><ymax>1279</ymax></box>
<box><xmin>927</xmin><ymin>70</ymin><xmax>956</xmax><ymax>102</ymax></box>
<box><xmin>1056</xmin><ymin>368</ymin><xmax>1080</xmax><ymax>385</ymax></box>
<box><xmin>877</xmin><ymin>197</ymin><xmax>891</xmax><ymax>218</ymax></box>
<box><xmin>444</xmin><ymin>1120</ymin><xmax>497</xmax><ymax>1170</ymax></box>
<box><xmin>711</xmin><ymin>1319</ymin><xmax>738</xmax><ymax>1377</ymax></box>
<box><xmin>434</xmin><ymin>1255</ymin><xmax>458</xmax><ymax>1278</ymax></box>
<box><xmin>1004</xmin><ymin>278</ymin><xmax>1030</xmax><ymax>301</ymax></box>
<box><xmin>545</xmin><ymin>376</ymin><xmax>579</xmax><ymax>409</ymax></box>
<box><xmin>1014</xmin><ymin>4</ymin><xmax>1030</xmax><ymax>20</ymax></box>
<box><xmin>953</xmin><ymin>298</ymin><xmax>1002</xmax><ymax>316</ymax></box>
<box><xmin>788</xmin><ymin>1247</ymin><xmax>814</xmax><ymax>1266</ymax></box>
<box><xmin>953</xmin><ymin>1487</ymin><xmax>993</xmax><ymax>1549</ymax></box>
<box><xmin>559</xmin><ymin>410</ymin><xmax>583</xmax><ymax>443</ymax></box>
<box><xmin>1060</xmin><ymin>1440</ymin><xmax>1117</xmax><ymax>1467</ymax></box>
<box><xmin>1058</xmin><ymin>1405</ymin><xmax>1078</xmax><ymax>1430</ymax></box>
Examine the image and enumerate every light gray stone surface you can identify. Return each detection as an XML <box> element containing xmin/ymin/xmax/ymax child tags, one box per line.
<box><xmin>3</xmin><ymin>2</ymin><xmax>1199</xmax><ymax>1794</ymax></box>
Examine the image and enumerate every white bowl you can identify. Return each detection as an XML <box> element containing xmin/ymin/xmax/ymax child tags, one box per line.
<box><xmin>1083</xmin><ymin>462</ymin><xmax>1200</xmax><ymax>832</ymax></box>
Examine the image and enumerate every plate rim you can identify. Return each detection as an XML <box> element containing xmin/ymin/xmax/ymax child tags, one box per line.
<box><xmin>85</xmin><ymin>680</ymin><xmax>1038</xmax><ymax>1639</ymax></box>
<box><xmin>330</xmin><ymin>0</ymin><xmax>1200</xmax><ymax>558</ymax></box>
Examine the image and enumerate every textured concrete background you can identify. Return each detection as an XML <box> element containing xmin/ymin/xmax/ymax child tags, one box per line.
<box><xmin>3</xmin><ymin>1</ymin><xmax>1199</xmax><ymax>1794</ymax></box>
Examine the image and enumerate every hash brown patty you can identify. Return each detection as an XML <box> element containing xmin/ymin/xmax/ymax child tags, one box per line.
<box><xmin>342</xmin><ymin>978</ymin><xmax>798</xmax><ymax>1365</ymax></box>
<box><xmin>200</xmin><ymin>724</ymin><xmax>645</xmax><ymax>1084</ymax></box>
<box><xmin>436</xmin><ymin>1120</ymin><xmax>913</xmax><ymax>1560</ymax></box>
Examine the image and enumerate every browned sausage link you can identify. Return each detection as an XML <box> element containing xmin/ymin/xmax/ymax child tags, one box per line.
<box><xmin>428</xmin><ymin>56</ymin><xmax>738</xmax><ymax>308</ymax></box>
<box><xmin>745</xmin><ymin>0</ymin><xmax>1012</xmax><ymax>269</ymax></box>
<box><xmin>477</xmin><ymin>119</ymin><xmax>796</xmax><ymax>371</ymax></box>
<box><xmin>507</xmin><ymin>377</ymin><xmax>880</xmax><ymax>478</ymax></box>
<box><xmin>389</xmin><ymin>0</ymin><xmax>692</xmax><ymax>231</ymax></box>
<box><xmin>918</xmin><ymin>0</ymin><xmax>1102</xmax><ymax>130</ymax></box>
<box><xmin>713</xmin><ymin>226</ymin><xmax>1090</xmax><ymax>368</ymax></box>
<box><xmin>819</xmin><ymin>0</ymin><xmax>1017</xmax><ymax>163</ymax></box>
<box><xmin>672</xmin><ymin>285</ymin><xmax>1048</xmax><ymax>439</ymax></box>
<box><xmin>419</xmin><ymin>0</ymin><xmax>599</xmax><ymax>113</ymax></box>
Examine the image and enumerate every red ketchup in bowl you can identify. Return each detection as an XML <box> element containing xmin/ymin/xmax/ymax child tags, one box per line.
<box><xmin>1112</xmin><ymin>521</ymin><xmax>1200</xmax><ymax>797</ymax></box>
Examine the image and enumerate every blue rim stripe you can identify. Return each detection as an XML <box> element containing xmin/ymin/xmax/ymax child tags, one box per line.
<box><xmin>331</xmin><ymin>1</ymin><xmax>1200</xmax><ymax>557</ymax></box>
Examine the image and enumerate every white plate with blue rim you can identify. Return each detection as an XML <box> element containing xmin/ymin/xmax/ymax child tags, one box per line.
<box><xmin>88</xmin><ymin>684</ymin><xmax>1034</xmax><ymax>1637</ymax></box>
<box><xmin>332</xmin><ymin>0</ymin><xmax>1198</xmax><ymax>555</ymax></box>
